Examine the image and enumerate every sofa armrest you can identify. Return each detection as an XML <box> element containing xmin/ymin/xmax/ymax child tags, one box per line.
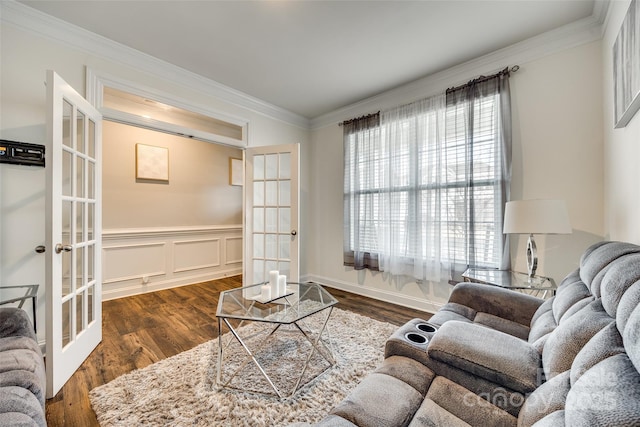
<box><xmin>427</xmin><ymin>321</ymin><xmax>541</xmax><ymax>394</ymax></box>
<box><xmin>0</xmin><ymin>308</ymin><xmax>36</xmax><ymax>341</ymax></box>
<box><xmin>448</xmin><ymin>282</ymin><xmax>544</xmax><ymax>327</ymax></box>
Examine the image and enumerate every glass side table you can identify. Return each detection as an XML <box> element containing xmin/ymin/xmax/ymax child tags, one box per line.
<box><xmin>461</xmin><ymin>268</ymin><xmax>556</xmax><ymax>298</ymax></box>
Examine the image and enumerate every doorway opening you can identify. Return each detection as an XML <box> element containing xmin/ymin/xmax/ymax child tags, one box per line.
<box><xmin>92</xmin><ymin>76</ymin><xmax>247</xmax><ymax>300</ymax></box>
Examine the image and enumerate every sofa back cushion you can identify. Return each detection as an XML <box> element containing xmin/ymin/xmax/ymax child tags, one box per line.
<box><xmin>527</xmin><ymin>241</ymin><xmax>640</xmax><ymax>353</ymax></box>
<box><xmin>541</xmin><ymin>299</ymin><xmax>613</xmax><ymax>380</ymax></box>
<box><xmin>599</xmin><ymin>253</ymin><xmax>640</xmax><ymax>319</ymax></box>
<box><xmin>579</xmin><ymin>241</ymin><xmax>640</xmax><ymax>298</ymax></box>
<box><xmin>519</xmin><ymin>246</ymin><xmax>640</xmax><ymax>427</ymax></box>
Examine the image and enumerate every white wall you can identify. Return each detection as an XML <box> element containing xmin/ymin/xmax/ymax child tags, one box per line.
<box><xmin>307</xmin><ymin>40</ymin><xmax>605</xmax><ymax>313</ymax></box>
<box><xmin>0</xmin><ymin>8</ymin><xmax>309</xmax><ymax>341</ymax></box>
<box><xmin>603</xmin><ymin>0</ymin><xmax>640</xmax><ymax>243</ymax></box>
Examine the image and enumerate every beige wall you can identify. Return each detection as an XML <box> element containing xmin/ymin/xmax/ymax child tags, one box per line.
<box><xmin>509</xmin><ymin>41</ymin><xmax>604</xmax><ymax>278</ymax></box>
<box><xmin>307</xmin><ymin>40</ymin><xmax>605</xmax><ymax>312</ymax></box>
<box><xmin>0</xmin><ymin>17</ymin><xmax>308</xmax><ymax>340</ymax></box>
<box><xmin>603</xmin><ymin>0</ymin><xmax>640</xmax><ymax>243</ymax></box>
<box><xmin>103</xmin><ymin>122</ymin><xmax>242</xmax><ymax>229</ymax></box>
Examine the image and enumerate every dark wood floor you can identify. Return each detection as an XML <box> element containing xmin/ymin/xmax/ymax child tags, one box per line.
<box><xmin>44</xmin><ymin>276</ymin><xmax>431</xmax><ymax>426</ymax></box>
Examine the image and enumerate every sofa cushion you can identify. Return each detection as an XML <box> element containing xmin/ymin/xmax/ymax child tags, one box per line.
<box><xmin>0</xmin><ymin>386</ymin><xmax>45</xmax><ymax>427</ymax></box>
<box><xmin>599</xmin><ymin>254</ymin><xmax>640</xmax><ymax>318</ymax></box>
<box><xmin>569</xmin><ymin>322</ymin><xmax>625</xmax><ymax>385</ymax></box>
<box><xmin>579</xmin><ymin>241</ymin><xmax>640</xmax><ymax>297</ymax></box>
<box><xmin>530</xmin><ymin>410</ymin><xmax>565</xmax><ymax>427</ymax></box>
<box><xmin>550</xmin><ymin>281</ymin><xmax>591</xmax><ymax>324</ymax></box>
<box><xmin>617</xmin><ymin>280</ymin><xmax>640</xmax><ymax>334</ymax></box>
<box><xmin>542</xmin><ymin>299</ymin><xmax>613</xmax><ymax>380</ymax></box>
<box><xmin>408</xmin><ymin>398</ymin><xmax>471</xmax><ymax>427</ymax></box>
<box><xmin>557</xmin><ymin>295</ymin><xmax>594</xmax><ymax>324</ymax></box>
<box><xmin>329</xmin><ymin>372</ymin><xmax>424</xmax><ymax>427</ymax></box>
<box><xmin>0</xmin><ymin>309</ymin><xmax>36</xmax><ymax>341</ymax></box>
<box><xmin>565</xmin><ymin>353</ymin><xmax>640</xmax><ymax>425</ymax></box>
<box><xmin>375</xmin><ymin>355</ymin><xmax>435</xmax><ymax>397</ymax></box>
<box><xmin>623</xmin><ymin>300</ymin><xmax>640</xmax><ymax>374</ymax></box>
<box><xmin>313</xmin><ymin>415</ymin><xmax>358</xmax><ymax>427</ymax></box>
<box><xmin>516</xmin><ymin>371</ymin><xmax>570</xmax><ymax>427</ymax></box>
<box><xmin>529</xmin><ymin>298</ymin><xmax>554</xmax><ymax>327</ymax></box>
<box><xmin>428</xmin><ymin>302</ymin><xmax>476</xmax><ymax>327</ymax></box>
<box><xmin>425</xmin><ymin>377</ymin><xmax>516</xmax><ymax>427</ymax></box>
<box><xmin>445</xmin><ymin>283</ymin><xmax>542</xmax><ymax>328</ymax></box>
<box><xmin>428</xmin><ymin>321</ymin><xmax>540</xmax><ymax>394</ymax></box>
<box><xmin>0</xmin><ymin>337</ymin><xmax>45</xmax><ymax>408</ymax></box>
<box><xmin>0</xmin><ymin>411</ymin><xmax>39</xmax><ymax>427</ymax></box>
<box><xmin>527</xmin><ymin>309</ymin><xmax>555</xmax><ymax>346</ymax></box>
<box><xmin>473</xmin><ymin>313</ymin><xmax>529</xmax><ymax>341</ymax></box>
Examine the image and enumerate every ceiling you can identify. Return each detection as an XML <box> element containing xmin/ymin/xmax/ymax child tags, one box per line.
<box><xmin>20</xmin><ymin>0</ymin><xmax>598</xmax><ymax>120</ymax></box>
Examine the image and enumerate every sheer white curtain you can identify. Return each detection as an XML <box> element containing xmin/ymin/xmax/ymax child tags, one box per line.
<box><xmin>343</xmin><ymin>113</ymin><xmax>381</xmax><ymax>271</ymax></box>
<box><xmin>445</xmin><ymin>72</ymin><xmax>512</xmax><ymax>276</ymax></box>
<box><xmin>377</xmin><ymin>95</ymin><xmax>449</xmax><ymax>281</ymax></box>
<box><xmin>343</xmin><ymin>70</ymin><xmax>512</xmax><ymax>283</ymax></box>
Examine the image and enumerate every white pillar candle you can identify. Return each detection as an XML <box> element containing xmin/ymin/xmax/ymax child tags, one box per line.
<box><xmin>278</xmin><ymin>275</ymin><xmax>287</xmax><ymax>296</ymax></box>
<box><xmin>260</xmin><ymin>284</ymin><xmax>271</xmax><ymax>301</ymax></box>
<box><xmin>269</xmin><ymin>270</ymin><xmax>279</xmax><ymax>296</ymax></box>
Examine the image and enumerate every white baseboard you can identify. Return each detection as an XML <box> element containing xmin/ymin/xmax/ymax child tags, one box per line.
<box><xmin>103</xmin><ymin>268</ymin><xmax>242</xmax><ymax>301</ymax></box>
<box><xmin>302</xmin><ymin>274</ymin><xmax>443</xmax><ymax>315</ymax></box>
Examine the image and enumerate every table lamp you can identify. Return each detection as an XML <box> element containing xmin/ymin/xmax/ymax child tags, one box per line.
<box><xmin>503</xmin><ymin>199</ymin><xmax>572</xmax><ymax>277</ymax></box>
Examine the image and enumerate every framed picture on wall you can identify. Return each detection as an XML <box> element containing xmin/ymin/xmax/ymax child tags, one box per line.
<box><xmin>229</xmin><ymin>157</ymin><xmax>243</xmax><ymax>186</ymax></box>
<box><xmin>613</xmin><ymin>0</ymin><xmax>640</xmax><ymax>128</ymax></box>
<box><xmin>136</xmin><ymin>143</ymin><xmax>169</xmax><ymax>181</ymax></box>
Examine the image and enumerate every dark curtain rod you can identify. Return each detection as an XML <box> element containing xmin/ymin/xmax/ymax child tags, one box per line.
<box><xmin>446</xmin><ymin>65</ymin><xmax>519</xmax><ymax>94</ymax></box>
<box><xmin>339</xmin><ymin>111</ymin><xmax>380</xmax><ymax>127</ymax></box>
<box><xmin>339</xmin><ymin>65</ymin><xmax>519</xmax><ymax>126</ymax></box>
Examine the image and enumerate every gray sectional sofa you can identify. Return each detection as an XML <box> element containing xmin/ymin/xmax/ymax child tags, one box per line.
<box><xmin>309</xmin><ymin>241</ymin><xmax>640</xmax><ymax>426</ymax></box>
<box><xmin>0</xmin><ymin>307</ymin><xmax>46</xmax><ymax>426</ymax></box>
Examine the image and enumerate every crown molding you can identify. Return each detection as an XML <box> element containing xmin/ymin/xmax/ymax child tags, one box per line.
<box><xmin>310</xmin><ymin>1</ymin><xmax>610</xmax><ymax>130</ymax></box>
<box><xmin>2</xmin><ymin>0</ymin><xmax>610</xmax><ymax>132</ymax></box>
<box><xmin>1</xmin><ymin>1</ymin><xmax>311</xmax><ymax>130</ymax></box>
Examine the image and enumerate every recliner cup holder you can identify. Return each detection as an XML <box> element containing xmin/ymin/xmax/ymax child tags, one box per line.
<box><xmin>404</xmin><ymin>332</ymin><xmax>428</xmax><ymax>344</ymax></box>
<box><xmin>416</xmin><ymin>323</ymin><xmax>437</xmax><ymax>333</ymax></box>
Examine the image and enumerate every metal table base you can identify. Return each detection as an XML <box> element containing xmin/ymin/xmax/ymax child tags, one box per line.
<box><xmin>216</xmin><ymin>305</ymin><xmax>335</xmax><ymax>399</ymax></box>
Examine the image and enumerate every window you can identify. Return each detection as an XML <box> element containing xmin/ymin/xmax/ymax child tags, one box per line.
<box><xmin>344</xmin><ymin>72</ymin><xmax>511</xmax><ymax>282</ymax></box>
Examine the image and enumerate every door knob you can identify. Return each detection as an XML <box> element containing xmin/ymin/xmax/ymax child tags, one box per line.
<box><xmin>291</xmin><ymin>230</ymin><xmax>297</xmax><ymax>236</ymax></box>
<box><xmin>55</xmin><ymin>244</ymin><xmax>72</xmax><ymax>254</ymax></box>
<box><xmin>35</xmin><ymin>245</ymin><xmax>46</xmax><ymax>253</ymax></box>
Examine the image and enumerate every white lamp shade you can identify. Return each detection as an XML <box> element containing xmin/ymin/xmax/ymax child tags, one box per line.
<box><xmin>503</xmin><ymin>199</ymin><xmax>572</xmax><ymax>235</ymax></box>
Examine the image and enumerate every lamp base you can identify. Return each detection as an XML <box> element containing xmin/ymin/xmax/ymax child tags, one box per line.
<box><xmin>526</xmin><ymin>234</ymin><xmax>538</xmax><ymax>278</ymax></box>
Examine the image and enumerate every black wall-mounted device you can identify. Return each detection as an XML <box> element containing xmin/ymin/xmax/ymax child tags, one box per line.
<box><xmin>0</xmin><ymin>139</ymin><xmax>46</xmax><ymax>167</ymax></box>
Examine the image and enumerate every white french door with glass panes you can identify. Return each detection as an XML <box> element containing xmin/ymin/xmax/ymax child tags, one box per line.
<box><xmin>45</xmin><ymin>70</ymin><xmax>102</xmax><ymax>398</ymax></box>
<box><xmin>245</xmin><ymin>144</ymin><xmax>299</xmax><ymax>286</ymax></box>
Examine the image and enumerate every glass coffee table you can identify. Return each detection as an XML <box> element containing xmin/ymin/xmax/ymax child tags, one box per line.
<box><xmin>215</xmin><ymin>282</ymin><xmax>338</xmax><ymax>399</ymax></box>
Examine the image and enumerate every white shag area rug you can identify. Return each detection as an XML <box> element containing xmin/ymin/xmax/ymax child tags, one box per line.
<box><xmin>89</xmin><ymin>308</ymin><xmax>398</xmax><ymax>426</ymax></box>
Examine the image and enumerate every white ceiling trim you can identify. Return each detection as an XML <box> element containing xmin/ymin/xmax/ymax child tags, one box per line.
<box><xmin>310</xmin><ymin>1</ymin><xmax>610</xmax><ymax>130</ymax></box>
<box><xmin>1</xmin><ymin>0</ymin><xmax>311</xmax><ymax>129</ymax></box>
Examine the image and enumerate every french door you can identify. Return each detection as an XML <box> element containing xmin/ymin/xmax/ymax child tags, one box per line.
<box><xmin>45</xmin><ymin>70</ymin><xmax>103</xmax><ymax>398</ymax></box>
<box><xmin>245</xmin><ymin>144</ymin><xmax>299</xmax><ymax>288</ymax></box>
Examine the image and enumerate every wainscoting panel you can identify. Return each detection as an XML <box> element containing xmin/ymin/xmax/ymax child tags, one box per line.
<box><xmin>173</xmin><ymin>238</ymin><xmax>221</xmax><ymax>273</ymax></box>
<box><xmin>225</xmin><ymin>236</ymin><xmax>243</xmax><ymax>265</ymax></box>
<box><xmin>102</xmin><ymin>225</ymin><xmax>242</xmax><ymax>300</ymax></box>
<box><xmin>103</xmin><ymin>243</ymin><xmax>166</xmax><ymax>282</ymax></box>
